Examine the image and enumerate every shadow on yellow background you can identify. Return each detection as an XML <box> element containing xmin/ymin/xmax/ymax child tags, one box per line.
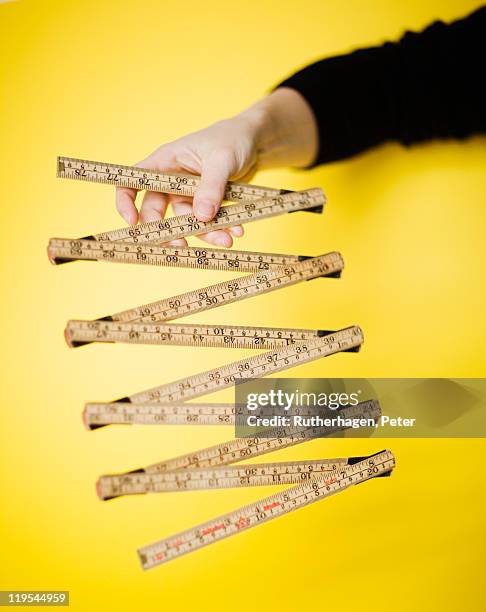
<box><xmin>0</xmin><ymin>1</ymin><xmax>485</xmax><ymax>610</ymax></box>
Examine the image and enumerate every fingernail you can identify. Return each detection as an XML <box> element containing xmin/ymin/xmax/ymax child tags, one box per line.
<box><xmin>215</xmin><ymin>234</ymin><xmax>231</xmax><ymax>247</ymax></box>
<box><xmin>123</xmin><ymin>209</ymin><xmax>138</xmax><ymax>225</ymax></box>
<box><xmin>196</xmin><ymin>200</ymin><xmax>216</xmax><ymax>221</ymax></box>
<box><xmin>230</xmin><ymin>226</ymin><xmax>244</xmax><ymax>237</ymax></box>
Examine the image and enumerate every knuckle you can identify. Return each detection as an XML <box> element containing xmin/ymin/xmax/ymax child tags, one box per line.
<box><xmin>144</xmin><ymin>202</ymin><xmax>165</xmax><ymax>214</ymax></box>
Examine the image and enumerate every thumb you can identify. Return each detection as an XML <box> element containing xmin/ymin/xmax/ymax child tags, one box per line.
<box><xmin>193</xmin><ymin>152</ymin><xmax>233</xmax><ymax>222</ymax></box>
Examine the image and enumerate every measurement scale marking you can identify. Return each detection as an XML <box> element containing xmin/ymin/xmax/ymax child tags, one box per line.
<box><xmin>65</xmin><ymin>319</ymin><xmax>357</xmax><ymax>351</ymax></box>
<box><xmin>138</xmin><ymin>450</ymin><xmax>395</xmax><ymax>568</ymax></box>
<box><xmin>97</xmin><ymin>457</ymin><xmax>366</xmax><ymax>498</ymax></box>
<box><xmin>84</xmin><ymin>394</ymin><xmax>376</xmax><ymax>429</ymax></box>
<box><xmin>92</xmin><ymin>188</ymin><xmax>324</xmax><ymax>244</ymax></box>
<box><xmin>58</xmin><ymin>156</ymin><xmax>294</xmax><ymax>202</ymax></box>
<box><xmin>83</xmin><ymin>402</ymin><xmax>240</xmax><ymax>429</ymax></box>
<box><xmin>47</xmin><ymin>238</ymin><xmax>308</xmax><ymax>271</ymax></box>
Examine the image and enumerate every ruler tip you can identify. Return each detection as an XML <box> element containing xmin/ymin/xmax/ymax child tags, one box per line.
<box><xmin>47</xmin><ymin>240</ymin><xmax>73</xmax><ymax>265</ymax></box>
<box><xmin>57</xmin><ymin>157</ymin><xmax>65</xmax><ymax>176</ymax></box>
<box><xmin>83</xmin><ymin>404</ymin><xmax>111</xmax><ymax>430</ymax></box>
<box><xmin>137</xmin><ymin>551</ymin><xmax>150</xmax><ymax>570</ymax></box>
<box><xmin>96</xmin><ymin>478</ymin><xmax>119</xmax><ymax>500</ymax></box>
<box><xmin>96</xmin><ymin>478</ymin><xmax>103</xmax><ymax>500</ymax></box>
<box><xmin>64</xmin><ymin>325</ymin><xmax>92</xmax><ymax>348</ymax></box>
<box><xmin>82</xmin><ymin>405</ymin><xmax>92</xmax><ymax>430</ymax></box>
<box><xmin>47</xmin><ymin>242</ymin><xmax>57</xmax><ymax>265</ymax></box>
<box><xmin>64</xmin><ymin>325</ymin><xmax>75</xmax><ymax>348</ymax></box>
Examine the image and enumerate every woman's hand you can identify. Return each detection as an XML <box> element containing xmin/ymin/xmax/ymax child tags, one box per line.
<box><xmin>115</xmin><ymin>88</ymin><xmax>318</xmax><ymax>247</ymax></box>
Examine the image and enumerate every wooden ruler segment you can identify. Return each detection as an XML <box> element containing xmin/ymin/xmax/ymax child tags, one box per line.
<box><xmin>97</xmin><ymin>457</ymin><xmax>361</xmax><ymax>499</ymax></box>
<box><xmin>127</xmin><ymin>426</ymin><xmax>311</xmax><ymax>476</ymax></box>
<box><xmin>138</xmin><ymin>450</ymin><xmax>395</xmax><ymax>569</ymax></box>
<box><xmin>66</xmin><ymin>319</ymin><xmax>339</xmax><ymax>349</ymax></box>
<box><xmin>131</xmin><ymin>401</ymin><xmax>380</xmax><ymax>473</ymax></box>
<box><xmin>102</xmin><ymin>252</ymin><xmax>343</xmax><ymax>325</ymax></box>
<box><xmin>83</xmin><ymin>395</ymin><xmax>374</xmax><ymax>429</ymax></box>
<box><xmin>48</xmin><ymin>238</ymin><xmax>306</xmax><ymax>272</ymax></box>
<box><xmin>90</xmin><ymin>188</ymin><xmax>324</xmax><ymax>244</ymax></box>
<box><xmin>58</xmin><ymin>156</ymin><xmax>294</xmax><ymax>203</ymax></box>
<box><xmin>83</xmin><ymin>402</ymin><xmax>239</xmax><ymax>429</ymax></box>
<box><xmin>123</xmin><ymin>326</ymin><xmax>363</xmax><ymax>405</ymax></box>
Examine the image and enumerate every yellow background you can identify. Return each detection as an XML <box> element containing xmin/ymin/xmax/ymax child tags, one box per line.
<box><xmin>1</xmin><ymin>0</ymin><xmax>485</xmax><ymax>610</ymax></box>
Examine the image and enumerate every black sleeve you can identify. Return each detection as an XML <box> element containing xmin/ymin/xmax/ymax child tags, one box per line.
<box><xmin>274</xmin><ymin>6</ymin><xmax>486</xmax><ymax>166</ymax></box>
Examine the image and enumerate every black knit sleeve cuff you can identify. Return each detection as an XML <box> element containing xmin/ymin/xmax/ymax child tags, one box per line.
<box><xmin>272</xmin><ymin>44</ymin><xmax>401</xmax><ymax>167</ymax></box>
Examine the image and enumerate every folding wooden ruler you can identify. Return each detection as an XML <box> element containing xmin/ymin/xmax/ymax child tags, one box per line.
<box><xmin>51</xmin><ymin>156</ymin><xmax>394</xmax><ymax>568</ymax></box>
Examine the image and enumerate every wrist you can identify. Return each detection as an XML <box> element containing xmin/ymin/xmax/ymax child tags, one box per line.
<box><xmin>238</xmin><ymin>88</ymin><xmax>319</xmax><ymax>169</ymax></box>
